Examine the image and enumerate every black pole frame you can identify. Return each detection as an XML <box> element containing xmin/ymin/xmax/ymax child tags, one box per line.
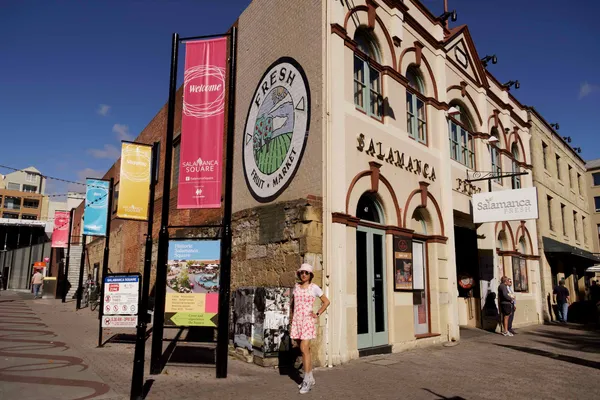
<box><xmin>130</xmin><ymin>141</ymin><xmax>159</xmax><ymax>400</ymax></box>
<box><xmin>76</xmin><ymin>233</ymin><xmax>87</xmax><ymax>309</ymax></box>
<box><xmin>150</xmin><ymin>32</ymin><xmax>180</xmax><ymax>375</ymax></box>
<box><xmin>62</xmin><ymin>208</ymin><xmax>75</xmax><ymax>303</ymax></box>
<box><xmin>216</xmin><ymin>25</ymin><xmax>237</xmax><ymax>379</ymax></box>
<box><xmin>97</xmin><ymin>178</ymin><xmax>115</xmax><ymax>347</ymax></box>
<box><xmin>149</xmin><ymin>29</ymin><xmax>235</xmax><ymax>377</ymax></box>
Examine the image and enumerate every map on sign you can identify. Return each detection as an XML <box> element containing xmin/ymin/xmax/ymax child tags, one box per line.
<box><xmin>101</xmin><ymin>274</ymin><xmax>140</xmax><ymax>328</ymax></box>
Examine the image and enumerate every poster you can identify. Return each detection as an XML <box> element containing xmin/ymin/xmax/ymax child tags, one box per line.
<box><xmin>177</xmin><ymin>38</ymin><xmax>227</xmax><ymax>209</ymax></box>
<box><xmin>394</xmin><ymin>235</ymin><xmax>413</xmax><ymax>290</ymax></box>
<box><xmin>83</xmin><ymin>179</ymin><xmax>109</xmax><ymax>236</ymax></box>
<box><xmin>165</xmin><ymin>240</ymin><xmax>221</xmax><ymax>327</ymax></box>
<box><xmin>117</xmin><ymin>142</ymin><xmax>151</xmax><ymax>220</ymax></box>
<box><xmin>101</xmin><ymin>274</ymin><xmax>140</xmax><ymax>328</ymax></box>
<box><xmin>51</xmin><ymin>210</ymin><xmax>70</xmax><ymax>248</ymax></box>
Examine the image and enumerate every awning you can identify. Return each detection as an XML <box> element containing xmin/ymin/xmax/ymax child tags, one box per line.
<box><xmin>542</xmin><ymin>236</ymin><xmax>600</xmax><ymax>264</ymax></box>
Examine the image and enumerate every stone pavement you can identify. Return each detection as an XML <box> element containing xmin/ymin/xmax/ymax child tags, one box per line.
<box><xmin>1</xmin><ymin>289</ymin><xmax>599</xmax><ymax>400</ymax></box>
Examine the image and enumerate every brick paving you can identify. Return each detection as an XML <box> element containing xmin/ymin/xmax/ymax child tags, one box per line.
<box><xmin>2</xmin><ymin>290</ymin><xmax>600</xmax><ymax>400</ymax></box>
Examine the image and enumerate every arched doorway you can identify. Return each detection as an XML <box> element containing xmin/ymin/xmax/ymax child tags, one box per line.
<box><xmin>356</xmin><ymin>193</ymin><xmax>388</xmax><ymax>349</ymax></box>
<box><xmin>411</xmin><ymin>208</ymin><xmax>429</xmax><ymax>335</ymax></box>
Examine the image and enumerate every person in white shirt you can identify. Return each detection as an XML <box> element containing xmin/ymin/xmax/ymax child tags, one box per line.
<box><xmin>507</xmin><ymin>278</ymin><xmax>517</xmax><ymax>334</ymax></box>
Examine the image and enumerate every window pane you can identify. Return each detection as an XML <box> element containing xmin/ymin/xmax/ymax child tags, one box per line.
<box><xmin>23</xmin><ymin>184</ymin><xmax>37</xmax><ymax>193</ymax></box>
<box><xmin>417</xmin><ymin>99</ymin><xmax>426</xmax><ymax>143</ymax></box>
<box><xmin>406</xmin><ymin>93</ymin><xmax>414</xmax><ymax>136</ymax></box>
<box><xmin>172</xmin><ymin>142</ymin><xmax>181</xmax><ymax>187</ymax></box>
<box><xmin>594</xmin><ymin>173</ymin><xmax>600</xmax><ymax>186</ymax></box>
<box><xmin>595</xmin><ymin>197</ymin><xmax>600</xmax><ymax>212</ymax></box>
<box><xmin>7</xmin><ymin>183</ymin><xmax>19</xmax><ymax>191</ymax></box>
<box><xmin>369</xmin><ymin>68</ymin><xmax>382</xmax><ymax>118</ymax></box>
<box><xmin>354</xmin><ymin>56</ymin><xmax>365</xmax><ymax>109</ymax></box>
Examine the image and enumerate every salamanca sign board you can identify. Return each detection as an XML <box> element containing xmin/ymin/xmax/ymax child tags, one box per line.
<box><xmin>472</xmin><ymin>187</ymin><xmax>538</xmax><ymax>223</ymax></box>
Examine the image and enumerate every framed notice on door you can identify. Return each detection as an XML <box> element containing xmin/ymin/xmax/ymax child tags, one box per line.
<box><xmin>393</xmin><ymin>235</ymin><xmax>413</xmax><ymax>291</ymax></box>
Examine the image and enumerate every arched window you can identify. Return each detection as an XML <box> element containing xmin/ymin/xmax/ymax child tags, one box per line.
<box><xmin>448</xmin><ymin>102</ymin><xmax>475</xmax><ymax>169</ymax></box>
<box><xmin>490</xmin><ymin>127</ymin><xmax>502</xmax><ymax>184</ymax></box>
<box><xmin>519</xmin><ymin>237</ymin><xmax>527</xmax><ymax>254</ymax></box>
<box><xmin>406</xmin><ymin>65</ymin><xmax>427</xmax><ymax>144</ymax></box>
<box><xmin>353</xmin><ymin>27</ymin><xmax>383</xmax><ymax>120</ymax></box>
<box><xmin>356</xmin><ymin>193</ymin><xmax>383</xmax><ymax>223</ymax></box>
<box><xmin>411</xmin><ymin>208</ymin><xmax>428</xmax><ymax>235</ymax></box>
<box><xmin>497</xmin><ymin>231</ymin><xmax>507</xmax><ymax>250</ymax></box>
<box><xmin>511</xmin><ymin>143</ymin><xmax>521</xmax><ymax>189</ymax></box>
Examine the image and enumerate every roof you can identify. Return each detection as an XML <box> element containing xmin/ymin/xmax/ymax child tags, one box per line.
<box><xmin>585</xmin><ymin>158</ymin><xmax>600</xmax><ymax>171</ymax></box>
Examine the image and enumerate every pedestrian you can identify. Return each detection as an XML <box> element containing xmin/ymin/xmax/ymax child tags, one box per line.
<box><xmin>507</xmin><ymin>278</ymin><xmax>517</xmax><ymax>334</ymax></box>
<box><xmin>290</xmin><ymin>263</ymin><xmax>330</xmax><ymax>394</ymax></box>
<box><xmin>498</xmin><ymin>276</ymin><xmax>513</xmax><ymax>336</ymax></box>
<box><xmin>31</xmin><ymin>269</ymin><xmax>44</xmax><ymax>299</ymax></box>
<box><xmin>553</xmin><ymin>279</ymin><xmax>570</xmax><ymax>323</ymax></box>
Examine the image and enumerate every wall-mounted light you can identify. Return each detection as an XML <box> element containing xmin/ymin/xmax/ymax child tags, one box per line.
<box><xmin>550</xmin><ymin>123</ymin><xmax>560</xmax><ymax>130</ymax></box>
<box><xmin>573</xmin><ymin>147</ymin><xmax>582</xmax><ymax>154</ymax></box>
<box><xmin>439</xmin><ymin>10</ymin><xmax>458</xmax><ymax>24</ymax></box>
<box><xmin>481</xmin><ymin>55</ymin><xmax>498</xmax><ymax>67</ymax></box>
<box><xmin>563</xmin><ymin>136</ymin><xmax>572</xmax><ymax>143</ymax></box>
<box><xmin>503</xmin><ymin>80</ymin><xmax>520</xmax><ymax>90</ymax></box>
<box><xmin>488</xmin><ymin>136</ymin><xmax>499</xmax><ymax>144</ymax></box>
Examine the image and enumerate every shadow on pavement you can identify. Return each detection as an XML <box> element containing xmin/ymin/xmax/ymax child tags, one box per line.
<box><xmin>526</xmin><ymin>328</ymin><xmax>600</xmax><ymax>354</ymax></box>
<box><xmin>142</xmin><ymin>379</ymin><xmax>154</xmax><ymax>398</ymax></box>
<box><xmin>277</xmin><ymin>346</ymin><xmax>302</xmax><ymax>386</ymax></box>
<box><xmin>422</xmin><ymin>388</ymin><xmax>467</xmax><ymax>399</ymax></box>
<box><xmin>495</xmin><ymin>343</ymin><xmax>600</xmax><ymax>370</ymax></box>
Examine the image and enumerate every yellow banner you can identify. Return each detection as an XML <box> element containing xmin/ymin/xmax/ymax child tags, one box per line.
<box><xmin>117</xmin><ymin>142</ymin><xmax>151</xmax><ymax>220</ymax></box>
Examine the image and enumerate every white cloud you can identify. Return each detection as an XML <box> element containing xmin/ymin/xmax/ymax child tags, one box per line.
<box><xmin>578</xmin><ymin>82</ymin><xmax>599</xmax><ymax>99</ymax></box>
<box><xmin>97</xmin><ymin>104</ymin><xmax>111</xmax><ymax>116</ymax></box>
<box><xmin>88</xmin><ymin>144</ymin><xmax>120</xmax><ymax>159</ymax></box>
<box><xmin>113</xmin><ymin>123</ymin><xmax>134</xmax><ymax>141</ymax></box>
<box><xmin>77</xmin><ymin>168</ymin><xmax>104</xmax><ymax>182</ymax></box>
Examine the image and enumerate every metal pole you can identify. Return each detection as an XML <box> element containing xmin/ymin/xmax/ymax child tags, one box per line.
<box><xmin>216</xmin><ymin>26</ymin><xmax>237</xmax><ymax>379</ymax></box>
<box><xmin>62</xmin><ymin>208</ymin><xmax>74</xmax><ymax>302</ymax></box>
<box><xmin>150</xmin><ymin>32</ymin><xmax>179</xmax><ymax>375</ymax></box>
<box><xmin>98</xmin><ymin>178</ymin><xmax>114</xmax><ymax>347</ymax></box>
<box><xmin>26</xmin><ymin>232</ymin><xmax>33</xmax><ymax>289</ymax></box>
<box><xmin>76</xmin><ymin>234</ymin><xmax>87</xmax><ymax>310</ymax></box>
<box><xmin>131</xmin><ymin>142</ymin><xmax>159</xmax><ymax>399</ymax></box>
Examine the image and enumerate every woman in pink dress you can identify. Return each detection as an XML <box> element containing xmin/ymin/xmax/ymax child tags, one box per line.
<box><xmin>290</xmin><ymin>263</ymin><xmax>330</xmax><ymax>394</ymax></box>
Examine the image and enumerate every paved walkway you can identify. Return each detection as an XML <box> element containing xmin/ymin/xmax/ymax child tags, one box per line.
<box><xmin>1</xmin><ymin>290</ymin><xmax>599</xmax><ymax>399</ymax></box>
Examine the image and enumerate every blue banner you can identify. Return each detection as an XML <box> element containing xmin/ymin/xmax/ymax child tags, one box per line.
<box><xmin>83</xmin><ymin>179</ymin><xmax>110</xmax><ymax>236</ymax></box>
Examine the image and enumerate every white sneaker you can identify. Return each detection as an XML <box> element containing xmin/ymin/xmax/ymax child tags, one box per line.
<box><xmin>502</xmin><ymin>331</ymin><xmax>511</xmax><ymax>336</ymax></box>
<box><xmin>298</xmin><ymin>377</ymin><xmax>315</xmax><ymax>389</ymax></box>
<box><xmin>299</xmin><ymin>380</ymin><xmax>313</xmax><ymax>394</ymax></box>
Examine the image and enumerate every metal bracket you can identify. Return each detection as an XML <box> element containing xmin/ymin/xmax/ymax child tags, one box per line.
<box><xmin>465</xmin><ymin>170</ymin><xmax>529</xmax><ymax>183</ymax></box>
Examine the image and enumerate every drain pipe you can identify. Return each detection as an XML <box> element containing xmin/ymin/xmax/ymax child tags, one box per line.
<box><xmin>322</xmin><ymin>0</ymin><xmax>333</xmax><ymax>369</ymax></box>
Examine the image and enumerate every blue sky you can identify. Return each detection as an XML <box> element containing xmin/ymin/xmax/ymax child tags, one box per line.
<box><xmin>1</xmin><ymin>0</ymin><xmax>599</xmax><ymax>196</ymax></box>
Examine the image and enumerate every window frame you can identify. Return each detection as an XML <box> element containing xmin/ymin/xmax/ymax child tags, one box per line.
<box><xmin>573</xmin><ymin>211</ymin><xmax>579</xmax><ymax>242</ymax></box>
<box><xmin>511</xmin><ymin>144</ymin><xmax>521</xmax><ymax>189</ymax></box>
<box><xmin>548</xmin><ymin>195</ymin><xmax>554</xmax><ymax>230</ymax></box>
<box><xmin>490</xmin><ymin>145</ymin><xmax>502</xmax><ymax>184</ymax></box>
<box><xmin>448</xmin><ymin>117</ymin><xmax>475</xmax><ymax>169</ymax></box>
<box><xmin>593</xmin><ymin>172</ymin><xmax>600</xmax><ymax>187</ymax></box>
<box><xmin>406</xmin><ymin>66</ymin><xmax>427</xmax><ymax>145</ymax></box>
<box><xmin>542</xmin><ymin>141</ymin><xmax>549</xmax><ymax>170</ymax></box>
<box><xmin>595</xmin><ymin>196</ymin><xmax>600</xmax><ymax>213</ymax></box>
<box><xmin>353</xmin><ymin>29</ymin><xmax>383</xmax><ymax>122</ymax></box>
<box><xmin>555</xmin><ymin>154</ymin><xmax>561</xmax><ymax>180</ymax></box>
<box><xmin>568</xmin><ymin>165</ymin><xmax>573</xmax><ymax>189</ymax></box>
<box><xmin>560</xmin><ymin>203</ymin><xmax>567</xmax><ymax>236</ymax></box>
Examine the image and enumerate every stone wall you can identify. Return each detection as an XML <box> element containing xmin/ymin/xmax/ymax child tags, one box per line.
<box><xmin>231</xmin><ymin>195</ymin><xmax>324</xmax><ymax>365</ymax></box>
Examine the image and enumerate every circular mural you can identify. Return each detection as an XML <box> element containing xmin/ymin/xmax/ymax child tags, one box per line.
<box><xmin>242</xmin><ymin>57</ymin><xmax>310</xmax><ymax>203</ymax></box>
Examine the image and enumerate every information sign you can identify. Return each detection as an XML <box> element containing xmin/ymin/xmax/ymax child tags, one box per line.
<box><xmin>101</xmin><ymin>274</ymin><xmax>140</xmax><ymax>328</ymax></box>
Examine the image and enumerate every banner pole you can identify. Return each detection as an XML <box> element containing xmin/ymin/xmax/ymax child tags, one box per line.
<box><xmin>131</xmin><ymin>141</ymin><xmax>159</xmax><ymax>399</ymax></box>
<box><xmin>98</xmin><ymin>178</ymin><xmax>114</xmax><ymax>347</ymax></box>
<box><xmin>62</xmin><ymin>208</ymin><xmax>74</xmax><ymax>303</ymax></box>
<box><xmin>76</xmin><ymin>233</ymin><xmax>87</xmax><ymax>310</ymax></box>
<box><xmin>150</xmin><ymin>32</ymin><xmax>179</xmax><ymax>375</ymax></box>
<box><xmin>216</xmin><ymin>26</ymin><xmax>237</xmax><ymax>379</ymax></box>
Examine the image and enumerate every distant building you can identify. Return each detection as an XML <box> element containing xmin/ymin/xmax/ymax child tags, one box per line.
<box><xmin>0</xmin><ymin>167</ymin><xmax>46</xmax><ymax>222</ymax></box>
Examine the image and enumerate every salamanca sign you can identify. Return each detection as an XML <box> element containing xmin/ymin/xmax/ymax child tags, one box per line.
<box><xmin>473</xmin><ymin>187</ymin><xmax>539</xmax><ymax>223</ymax></box>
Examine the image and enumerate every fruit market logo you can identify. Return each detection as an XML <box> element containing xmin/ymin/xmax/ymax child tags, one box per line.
<box><xmin>243</xmin><ymin>57</ymin><xmax>310</xmax><ymax>203</ymax></box>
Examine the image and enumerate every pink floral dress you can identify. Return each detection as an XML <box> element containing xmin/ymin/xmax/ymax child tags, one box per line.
<box><xmin>290</xmin><ymin>283</ymin><xmax>321</xmax><ymax>340</ymax></box>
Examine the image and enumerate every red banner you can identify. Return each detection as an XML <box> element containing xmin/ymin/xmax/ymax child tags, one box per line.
<box><xmin>51</xmin><ymin>211</ymin><xmax>70</xmax><ymax>248</ymax></box>
<box><xmin>177</xmin><ymin>38</ymin><xmax>228</xmax><ymax>209</ymax></box>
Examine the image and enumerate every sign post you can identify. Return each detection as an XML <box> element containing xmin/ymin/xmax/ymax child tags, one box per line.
<box><xmin>62</xmin><ymin>209</ymin><xmax>74</xmax><ymax>303</ymax></box>
<box><xmin>130</xmin><ymin>142</ymin><xmax>159</xmax><ymax>400</ymax></box>
<box><xmin>98</xmin><ymin>178</ymin><xmax>114</xmax><ymax>346</ymax></box>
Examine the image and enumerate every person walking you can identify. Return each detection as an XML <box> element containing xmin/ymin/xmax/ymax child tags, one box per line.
<box><xmin>290</xmin><ymin>263</ymin><xmax>330</xmax><ymax>394</ymax></box>
<box><xmin>498</xmin><ymin>276</ymin><xmax>513</xmax><ymax>336</ymax></box>
<box><xmin>31</xmin><ymin>269</ymin><xmax>44</xmax><ymax>299</ymax></box>
<box><xmin>553</xmin><ymin>279</ymin><xmax>570</xmax><ymax>323</ymax></box>
<box><xmin>507</xmin><ymin>278</ymin><xmax>517</xmax><ymax>334</ymax></box>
